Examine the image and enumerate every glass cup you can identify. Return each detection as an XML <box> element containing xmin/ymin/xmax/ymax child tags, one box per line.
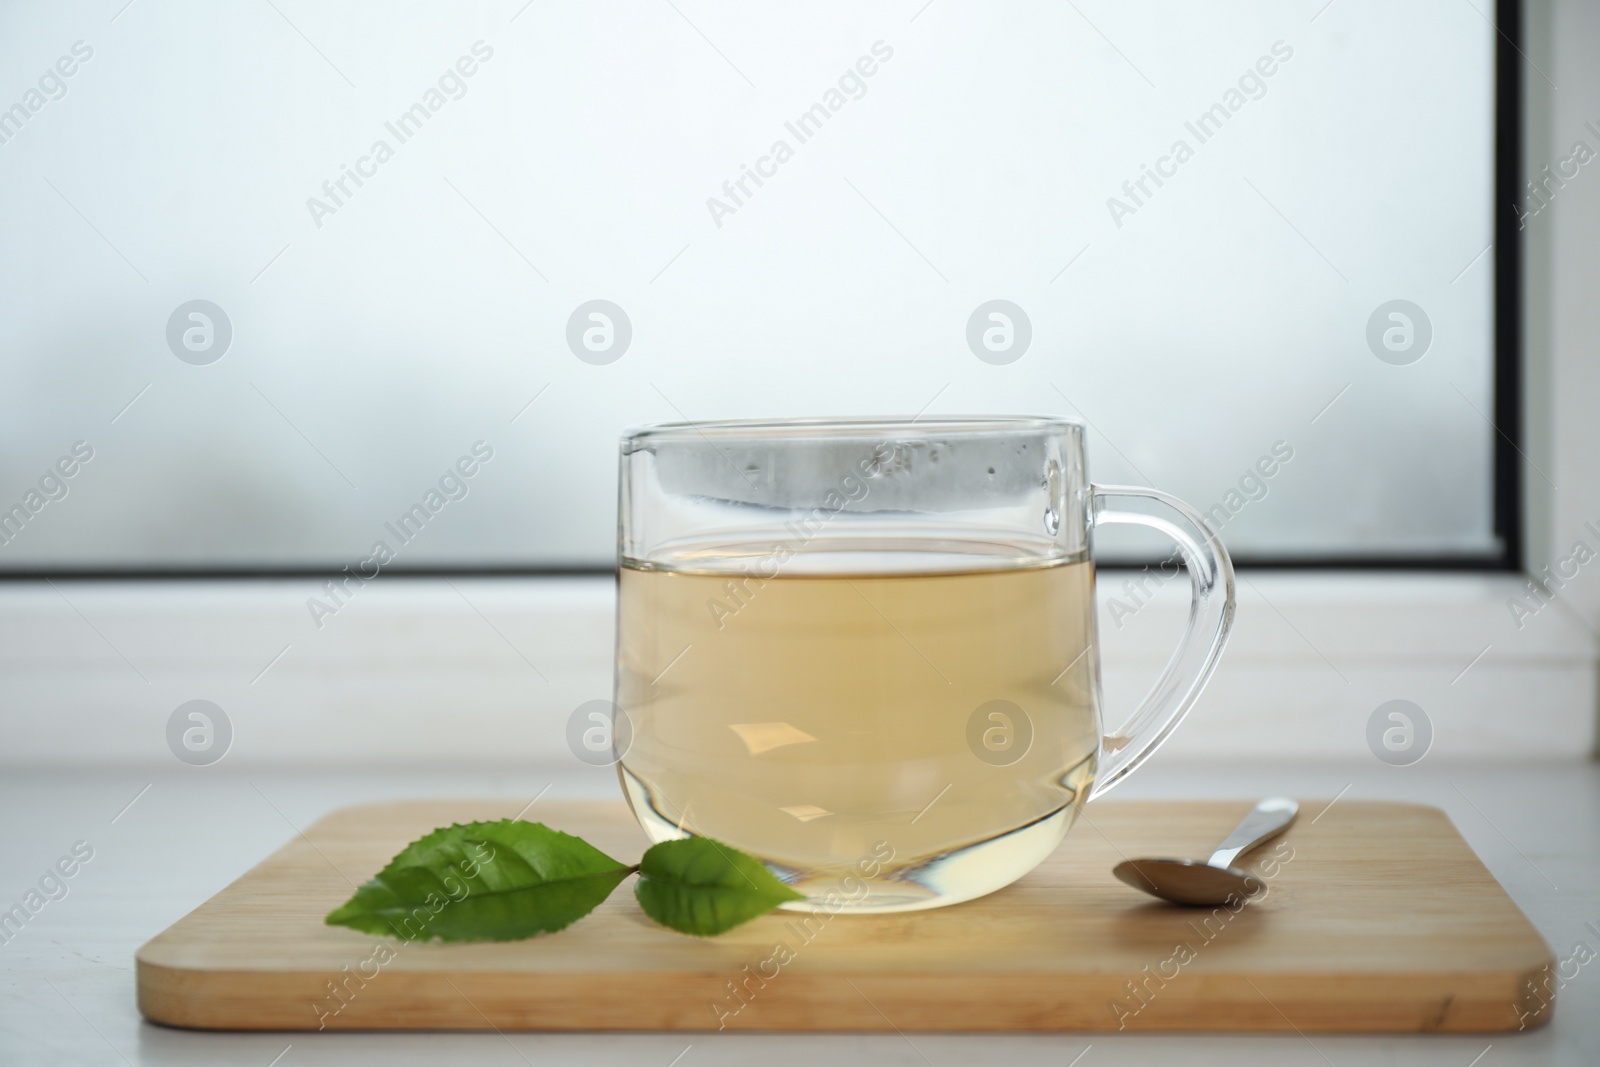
<box><xmin>614</xmin><ymin>416</ymin><xmax>1233</xmax><ymax>912</ymax></box>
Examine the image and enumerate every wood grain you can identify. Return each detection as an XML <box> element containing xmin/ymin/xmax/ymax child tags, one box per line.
<box><xmin>136</xmin><ymin>799</ymin><xmax>1555</xmax><ymax>1033</ymax></box>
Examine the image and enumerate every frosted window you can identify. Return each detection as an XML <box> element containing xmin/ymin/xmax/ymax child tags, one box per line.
<box><xmin>0</xmin><ymin>1</ymin><xmax>1498</xmax><ymax>569</ymax></box>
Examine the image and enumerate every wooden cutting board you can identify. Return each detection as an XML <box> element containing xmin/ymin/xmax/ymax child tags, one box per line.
<box><xmin>136</xmin><ymin>799</ymin><xmax>1554</xmax><ymax>1033</ymax></box>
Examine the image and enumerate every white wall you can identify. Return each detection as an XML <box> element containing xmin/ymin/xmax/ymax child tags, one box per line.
<box><xmin>1522</xmin><ymin>0</ymin><xmax>1600</xmax><ymax>752</ymax></box>
<box><xmin>0</xmin><ymin>572</ymin><xmax>1590</xmax><ymax>770</ymax></box>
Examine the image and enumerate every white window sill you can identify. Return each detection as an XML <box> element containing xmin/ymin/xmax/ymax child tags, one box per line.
<box><xmin>0</xmin><ymin>571</ymin><xmax>1592</xmax><ymax>767</ymax></box>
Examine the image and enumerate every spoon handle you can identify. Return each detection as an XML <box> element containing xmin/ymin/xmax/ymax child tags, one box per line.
<box><xmin>1205</xmin><ymin>797</ymin><xmax>1298</xmax><ymax>869</ymax></box>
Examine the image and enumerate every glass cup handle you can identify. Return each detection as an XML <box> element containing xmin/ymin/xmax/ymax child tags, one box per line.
<box><xmin>1086</xmin><ymin>484</ymin><xmax>1236</xmax><ymax>799</ymax></box>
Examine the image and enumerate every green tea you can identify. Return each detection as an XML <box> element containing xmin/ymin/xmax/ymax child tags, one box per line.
<box><xmin>616</xmin><ymin>552</ymin><xmax>1100</xmax><ymax>911</ymax></box>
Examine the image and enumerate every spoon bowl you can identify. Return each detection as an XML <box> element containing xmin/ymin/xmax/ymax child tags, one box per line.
<box><xmin>1112</xmin><ymin>858</ymin><xmax>1262</xmax><ymax>906</ymax></box>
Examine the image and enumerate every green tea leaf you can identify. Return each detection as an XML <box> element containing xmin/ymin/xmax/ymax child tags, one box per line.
<box><xmin>634</xmin><ymin>837</ymin><xmax>805</xmax><ymax>936</ymax></box>
<box><xmin>326</xmin><ymin>820</ymin><xmax>633</xmax><ymax>942</ymax></box>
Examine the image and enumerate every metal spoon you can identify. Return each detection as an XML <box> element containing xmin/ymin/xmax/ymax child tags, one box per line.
<box><xmin>1112</xmin><ymin>797</ymin><xmax>1298</xmax><ymax>906</ymax></box>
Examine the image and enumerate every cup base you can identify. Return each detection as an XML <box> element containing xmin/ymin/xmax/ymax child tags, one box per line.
<box><xmin>774</xmin><ymin>804</ymin><xmax>1078</xmax><ymax>913</ymax></box>
<box><xmin>622</xmin><ymin>769</ymin><xmax>1081</xmax><ymax>913</ymax></box>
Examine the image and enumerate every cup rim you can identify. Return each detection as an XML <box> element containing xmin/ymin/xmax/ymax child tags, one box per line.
<box><xmin>622</xmin><ymin>414</ymin><xmax>1083</xmax><ymax>444</ymax></box>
